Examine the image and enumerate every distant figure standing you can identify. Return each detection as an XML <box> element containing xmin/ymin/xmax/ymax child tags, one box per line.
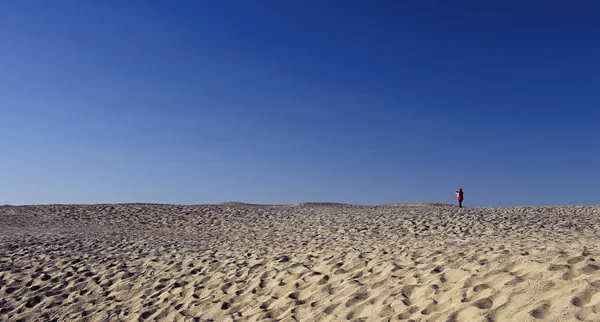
<box><xmin>456</xmin><ymin>188</ymin><xmax>464</xmax><ymax>208</ymax></box>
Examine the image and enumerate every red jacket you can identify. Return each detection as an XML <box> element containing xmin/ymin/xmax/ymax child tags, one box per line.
<box><xmin>456</xmin><ymin>190</ymin><xmax>464</xmax><ymax>201</ymax></box>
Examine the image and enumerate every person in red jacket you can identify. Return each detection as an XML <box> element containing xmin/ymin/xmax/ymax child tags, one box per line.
<box><xmin>456</xmin><ymin>188</ymin><xmax>464</xmax><ymax>208</ymax></box>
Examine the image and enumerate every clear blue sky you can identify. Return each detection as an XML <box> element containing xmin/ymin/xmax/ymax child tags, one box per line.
<box><xmin>1</xmin><ymin>1</ymin><xmax>598</xmax><ymax>206</ymax></box>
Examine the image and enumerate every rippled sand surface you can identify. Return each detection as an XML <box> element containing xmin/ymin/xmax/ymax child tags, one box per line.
<box><xmin>1</xmin><ymin>203</ymin><xmax>600</xmax><ymax>322</ymax></box>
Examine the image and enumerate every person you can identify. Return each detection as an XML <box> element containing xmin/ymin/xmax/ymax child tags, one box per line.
<box><xmin>456</xmin><ymin>188</ymin><xmax>464</xmax><ymax>208</ymax></box>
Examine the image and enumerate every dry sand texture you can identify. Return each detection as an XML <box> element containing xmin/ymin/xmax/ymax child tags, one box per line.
<box><xmin>1</xmin><ymin>203</ymin><xmax>600</xmax><ymax>322</ymax></box>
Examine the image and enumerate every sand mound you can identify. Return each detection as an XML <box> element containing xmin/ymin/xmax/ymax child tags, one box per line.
<box><xmin>1</xmin><ymin>203</ymin><xmax>600</xmax><ymax>321</ymax></box>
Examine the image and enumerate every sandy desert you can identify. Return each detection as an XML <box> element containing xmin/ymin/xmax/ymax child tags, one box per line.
<box><xmin>1</xmin><ymin>203</ymin><xmax>600</xmax><ymax>322</ymax></box>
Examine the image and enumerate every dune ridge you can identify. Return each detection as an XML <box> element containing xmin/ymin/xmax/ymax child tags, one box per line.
<box><xmin>1</xmin><ymin>203</ymin><xmax>600</xmax><ymax>321</ymax></box>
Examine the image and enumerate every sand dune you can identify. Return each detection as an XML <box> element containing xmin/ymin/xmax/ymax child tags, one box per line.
<box><xmin>1</xmin><ymin>203</ymin><xmax>600</xmax><ymax>321</ymax></box>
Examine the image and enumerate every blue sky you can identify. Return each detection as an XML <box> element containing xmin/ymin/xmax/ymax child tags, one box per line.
<box><xmin>1</xmin><ymin>1</ymin><xmax>598</xmax><ymax>206</ymax></box>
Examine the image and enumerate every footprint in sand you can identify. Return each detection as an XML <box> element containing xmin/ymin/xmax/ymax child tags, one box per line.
<box><xmin>529</xmin><ymin>303</ymin><xmax>550</xmax><ymax>319</ymax></box>
<box><xmin>571</xmin><ymin>289</ymin><xmax>594</xmax><ymax>307</ymax></box>
<box><xmin>473</xmin><ymin>284</ymin><xmax>490</xmax><ymax>292</ymax></box>
<box><xmin>567</xmin><ymin>256</ymin><xmax>585</xmax><ymax>265</ymax></box>
<box><xmin>25</xmin><ymin>296</ymin><xmax>41</xmax><ymax>308</ymax></box>
<box><xmin>345</xmin><ymin>291</ymin><xmax>369</xmax><ymax>307</ymax></box>
<box><xmin>473</xmin><ymin>297</ymin><xmax>493</xmax><ymax>310</ymax></box>
<box><xmin>581</xmin><ymin>264</ymin><xmax>600</xmax><ymax>274</ymax></box>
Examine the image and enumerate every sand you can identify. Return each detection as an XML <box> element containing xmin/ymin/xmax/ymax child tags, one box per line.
<box><xmin>1</xmin><ymin>203</ymin><xmax>600</xmax><ymax>322</ymax></box>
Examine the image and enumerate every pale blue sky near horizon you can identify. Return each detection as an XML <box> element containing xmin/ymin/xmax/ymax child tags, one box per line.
<box><xmin>1</xmin><ymin>1</ymin><xmax>598</xmax><ymax>207</ymax></box>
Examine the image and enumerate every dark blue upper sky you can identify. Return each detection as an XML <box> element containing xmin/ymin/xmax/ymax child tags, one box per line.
<box><xmin>1</xmin><ymin>1</ymin><xmax>598</xmax><ymax>206</ymax></box>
